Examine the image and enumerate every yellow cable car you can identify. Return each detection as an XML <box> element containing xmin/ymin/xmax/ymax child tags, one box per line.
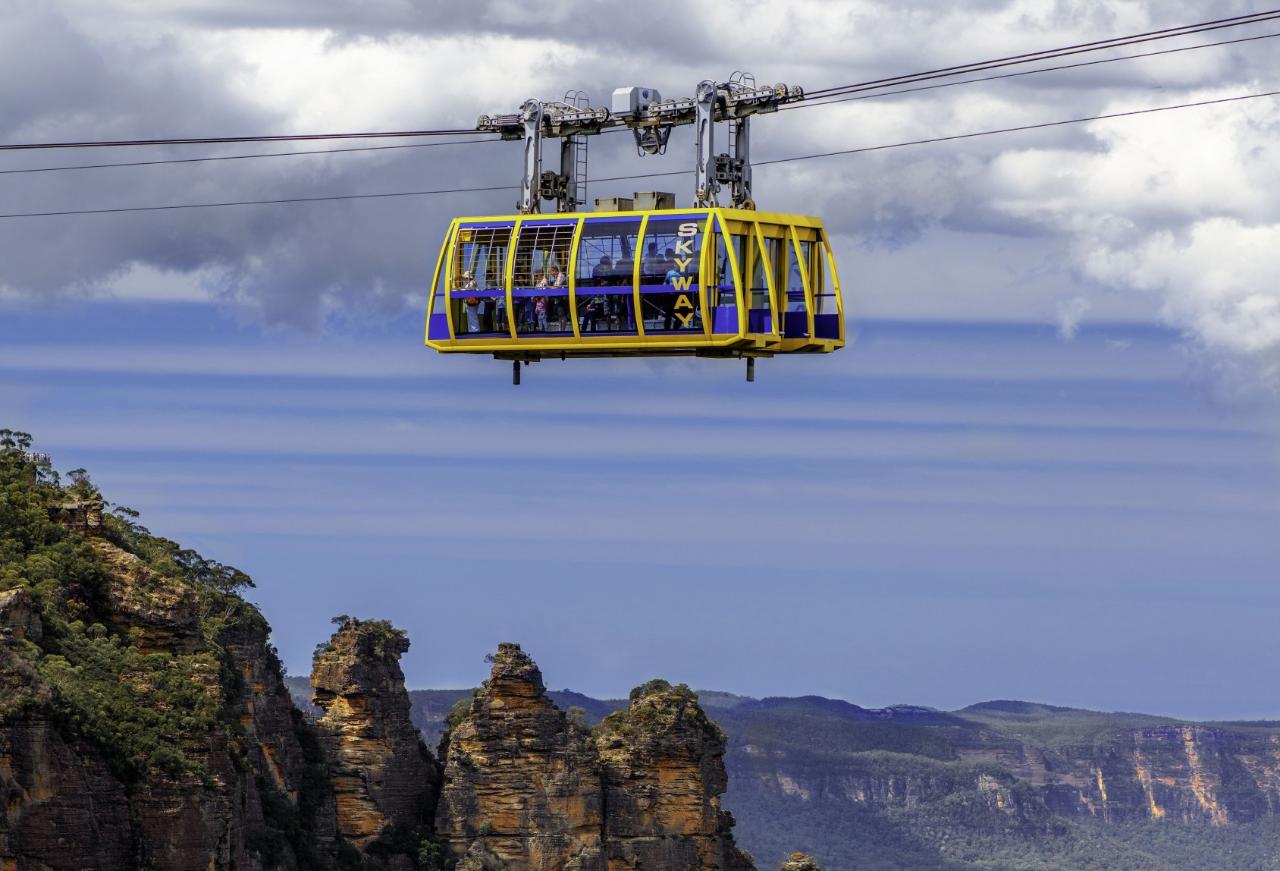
<box><xmin>424</xmin><ymin>206</ymin><xmax>845</xmax><ymax>371</ymax></box>
<box><xmin>427</xmin><ymin>78</ymin><xmax>845</xmax><ymax>381</ymax></box>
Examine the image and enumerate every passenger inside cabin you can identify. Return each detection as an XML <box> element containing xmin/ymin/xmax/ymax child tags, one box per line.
<box><xmin>642</xmin><ymin>242</ymin><xmax>663</xmax><ymax>276</ymax></box>
<box><xmin>522</xmin><ymin>272</ymin><xmax>545</xmax><ymax>330</ymax></box>
<box><xmin>593</xmin><ymin>256</ymin><xmax>613</xmax><ymax>283</ymax></box>
<box><xmin>459</xmin><ymin>271</ymin><xmax>481</xmax><ymax>333</ymax></box>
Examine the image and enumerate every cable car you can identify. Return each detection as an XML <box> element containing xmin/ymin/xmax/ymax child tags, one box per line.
<box><xmin>425</xmin><ymin>201</ymin><xmax>844</xmax><ymax>364</ymax></box>
<box><xmin>425</xmin><ymin>77</ymin><xmax>845</xmax><ymax>382</ymax></box>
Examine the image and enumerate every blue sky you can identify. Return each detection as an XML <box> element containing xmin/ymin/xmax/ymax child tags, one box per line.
<box><xmin>3</xmin><ymin>299</ymin><xmax>1277</xmax><ymax>719</ymax></box>
<box><xmin>2</xmin><ymin>0</ymin><xmax>1280</xmax><ymax>719</ymax></box>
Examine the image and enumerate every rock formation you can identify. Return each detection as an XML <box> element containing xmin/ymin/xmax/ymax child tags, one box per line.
<box><xmin>312</xmin><ymin>617</ymin><xmax>439</xmax><ymax>867</ymax></box>
<box><xmin>596</xmin><ymin>679</ymin><xmax>755</xmax><ymax>870</ymax></box>
<box><xmin>779</xmin><ymin>854</ymin><xmax>823</xmax><ymax>871</ymax></box>
<box><xmin>434</xmin><ymin>644</ymin><xmax>756</xmax><ymax>870</ymax></box>
<box><xmin>435</xmin><ymin>642</ymin><xmax>607</xmax><ymax>870</ymax></box>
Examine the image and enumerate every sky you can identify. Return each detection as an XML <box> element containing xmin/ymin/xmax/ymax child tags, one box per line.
<box><xmin>2</xmin><ymin>0</ymin><xmax>1279</xmax><ymax>720</ymax></box>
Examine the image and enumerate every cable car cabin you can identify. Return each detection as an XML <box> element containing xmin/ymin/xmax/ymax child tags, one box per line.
<box><xmin>424</xmin><ymin>207</ymin><xmax>845</xmax><ymax>362</ymax></box>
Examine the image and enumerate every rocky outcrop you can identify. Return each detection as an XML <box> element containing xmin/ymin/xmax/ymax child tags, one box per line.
<box><xmin>596</xmin><ymin>680</ymin><xmax>754</xmax><ymax>870</ymax></box>
<box><xmin>436</xmin><ymin>644</ymin><xmax>755</xmax><ymax>871</ymax></box>
<box><xmin>0</xmin><ymin>588</ymin><xmax>41</xmax><ymax>643</ymax></box>
<box><xmin>0</xmin><ymin>517</ymin><xmax>328</xmax><ymax>869</ymax></box>
<box><xmin>435</xmin><ymin>642</ymin><xmax>606</xmax><ymax>870</ymax></box>
<box><xmin>0</xmin><ymin>639</ymin><xmax>135</xmax><ymax>868</ymax></box>
<box><xmin>779</xmin><ymin>854</ymin><xmax>823</xmax><ymax>871</ymax></box>
<box><xmin>53</xmin><ymin>497</ymin><xmax>104</xmax><ymax>536</ymax></box>
<box><xmin>89</xmin><ymin>538</ymin><xmax>202</xmax><ymax>653</ymax></box>
<box><xmin>312</xmin><ymin>618</ymin><xmax>439</xmax><ymax>867</ymax></box>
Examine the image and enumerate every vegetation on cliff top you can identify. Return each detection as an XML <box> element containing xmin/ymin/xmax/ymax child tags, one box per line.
<box><xmin>314</xmin><ymin>614</ymin><xmax>410</xmax><ymax>664</ymax></box>
<box><xmin>0</xmin><ymin>430</ymin><xmax>266</xmax><ymax>782</ymax></box>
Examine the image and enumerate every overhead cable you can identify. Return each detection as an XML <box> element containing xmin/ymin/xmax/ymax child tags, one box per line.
<box><xmin>802</xmin><ymin>8</ymin><xmax>1280</xmax><ymax>100</ymax></box>
<box><xmin>0</xmin><ymin>127</ymin><xmax>491</xmax><ymax>153</ymax></box>
<box><xmin>1</xmin><ymin>89</ymin><xmax>1274</xmax><ymax>220</ymax></box>
<box><xmin>0</xmin><ymin>138</ymin><xmax>501</xmax><ymax>176</ymax></box>
<box><xmin>785</xmin><ymin>30</ymin><xmax>1280</xmax><ymax>111</ymax></box>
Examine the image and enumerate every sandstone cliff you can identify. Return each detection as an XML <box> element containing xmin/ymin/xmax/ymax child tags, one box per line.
<box><xmin>596</xmin><ymin>680</ymin><xmax>754</xmax><ymax>870</ymax></box>
<box><xmin>0</xmin><ymin>443</ymin><xmax>343</xmax><ymax>870</ymax></box>
<box><xmin>435</xmin><ymin>642</ymin><xmax>607</xmax><ymax>869</ymax></box>
<box><xmin>435</xmin><ymin>643</ymin><xmax>756</xmax><ymax>870</ymax></box>
<box><xmin>312</xmin><ymin>617</ymin><xmax>440</xmax><ymax>868</ymax></box>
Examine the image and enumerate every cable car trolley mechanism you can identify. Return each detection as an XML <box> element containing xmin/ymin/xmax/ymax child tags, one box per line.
<box><xmin>424</xmin><ymin>75</ymin><xmax>846</xmax><ymax>384</ymax></box>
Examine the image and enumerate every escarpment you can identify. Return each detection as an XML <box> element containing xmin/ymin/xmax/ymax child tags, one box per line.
<box><xmin>0</xmin><ymin>442</ymin><xmax>408</xmax><ymax>870</ymax></box>
<box><xmin>311</xmin><ymin>617</ymin><xmax>440</xmax><ymax>866</ymax></box>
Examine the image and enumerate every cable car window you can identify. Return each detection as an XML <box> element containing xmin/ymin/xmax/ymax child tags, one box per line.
<box><xmin>427</xmin><ymin>231</ymin><xmax>452</xmax><ymax>341</ymax></box>
<box><xmin>708</xmin><ymin>224</ymin><xmax>743</xmax><ymax>334</ymax></box>
<box><xmin>747</xmin><ymin>232</ymin><xmax>771</xmax><ymax>333</ymax></box>
<box><xmin>512</xmin><ymin>221</ymin><xmax>575</xmax><ymax>335</ymax></box>
<box><xmin>787</xmin><ymin>242</ymin><xmax>809</xmax><ymax>312</ymax></box>
<box><xmin>814</xmin><ymin>235</ymin><xmax>841</xmax><ymax>339</ymax></box>
<box><xmin>451</xmin><ymin>225</ymin><xmax>512</xmax><ymax>336</ymax></box>
<box><xmin>576</xmin><ymin>218</ymin><xmax>640</xmax><ymax>333</ymax></box>
<box><xmin>782</xmin><ymin>237</ymin><xmax>809</xmax><ymax>338</ymax></box>
<box><xmin>640</xmin><ymin>216</ymin><xmax>704</xmax><ymax>332</ymax></box>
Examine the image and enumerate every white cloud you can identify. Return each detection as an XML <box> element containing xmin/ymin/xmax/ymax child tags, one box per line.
<box><xmin>984</xmin><ymin>88</ymin><xmax>1280</xmax><ymax>386</ymax></box>
<box><xmin>1056</xmin><ymin>295</ymin><xmax>1091</xmax><ymax>340</ymax></box>
<box><xmin>4</xmin><ymin>0</ymin><xmax>1280</xmax><ymax>390</ymax></box>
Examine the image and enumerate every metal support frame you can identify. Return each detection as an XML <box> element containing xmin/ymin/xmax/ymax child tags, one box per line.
<box><xmin>519</xmin><ymin>99</ymin><xmax>544</xmax><ymax>214</ymax></box>
<box><xmin>506</xmin><ymin>92</ymin><xmax>604</xmax><ymax>214</ymax></box>
<box><xmin>729</xmin><ymin>116</ymin><xmax>752</xmax><ymax>208</ymax></box>
<box><xmin>481</xmin><ymin>75</ymin><xmax>800</xmax><ymax>210</ymax></box>
<box><xmin>694</xmin><ymin>80</ymin><xmax>719</xmax><ymax>208</ymax></box>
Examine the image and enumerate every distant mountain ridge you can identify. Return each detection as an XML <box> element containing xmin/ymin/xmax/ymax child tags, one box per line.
<box><xmin>290</xmin><ymin>679</ymin><xmax>1280</xmax><ymax>870</ymax></box>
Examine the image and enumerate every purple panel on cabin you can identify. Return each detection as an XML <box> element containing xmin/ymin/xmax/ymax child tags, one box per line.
<box><xmin>428</xmin><ymin>313</ymin><xmax>450</xmax><ymax>340</ymax></box>
<box><xmin>454</xmin><ymin>289</ymin><xmax>504</xmax><ymax>299</ymax></box>
<box><xmin>815</xmin><ymin>314</ymin><xmax>841</xmax><ymax>339</ymax></box>
<box><xmin>784</xmin><ymin>312</ymin><xmax>809</xmax><ymax>338</ymax></box>
<box><xmin>458</xmin><ymin>221</ymin><xmax>516</xmax><ymax>230</ymax></box>
<box><xmin>638</xmin><ymin>283</ymin><xmax>700</xmax><ymax>293</ymax></box>
<box><xmin>512</xmin><ymin>287</ymin><xmax>571</xmax><ymax>298</ymax></box>
<box><xmin>712</xmin><ymin>307</ymin><xmax>738</xmax><ymax>333</ymax></box>
<box><xmin>748</xmin><ymin>310</ymin><xmax>772</xmax><ymax>333</ymax></box>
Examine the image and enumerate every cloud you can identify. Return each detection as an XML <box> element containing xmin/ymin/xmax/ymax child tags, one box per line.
<box><xmin>1056</xmin><ymin>295</ymin><xmax>1092</xmax><ymax>340</ymax></box>
<box><xmin>984</xmin><ymin>87</ymin><xmax>1280</xmax><ymax>386</ymax></box>
<box><xmin>2</xmin><ymin>0</ymin><xmax>1279</xmax><ymax>390</ymax></box>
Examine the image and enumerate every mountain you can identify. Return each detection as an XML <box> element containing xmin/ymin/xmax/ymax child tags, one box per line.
<box><xmin>304</xmin><ymin>689</ymin><xmax>1280</xmax><ymax>870</ymax></box>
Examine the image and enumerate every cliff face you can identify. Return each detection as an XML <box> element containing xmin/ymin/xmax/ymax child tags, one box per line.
<box><xmin>976</xmin><ymin>723</ymin><xmax>1280</xmax><ymax>825</ymax></box>
<box><xmin>596</xmin><ymin>680</ymin><xmax>754</xmax><ymax>870</ymax></box>
<box><xmin>0</xmin><ymin>533</ymin><xmax>298</xmax><ymax>871</ymax></box>
<box><xmin>435</xmin><ymin>642</ymin><xmax>607</xmax><ymax>870</ymax></box>
<box><xmin>311</xmin><ymin>618</ymin><xmax>439</xmax><ymax>867</ymax></box>
<box><xmin>435</xmin><ymin>644</ymin><xmax>755</xmax><ymax>871</ymax></box>
<box><xmin>0</xmin><ymin>445</ymin><xmax>352</xmax><ymax>870</ymax></box>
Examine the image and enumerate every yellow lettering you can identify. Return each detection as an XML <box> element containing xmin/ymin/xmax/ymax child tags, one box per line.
<box><xmin>675</xmin><ymin>240</ymin><xmax>694</xmax><ymax>255</ymax></box>
<box><xmin>677</xmin><ymin>311</ymin><xmax>694</xmax><ymax>326</ymax></box>
<box><xmin>672</xmin><ymin>277</ymin><xmax>694</xmax><ymax>291</ymax></box>
<box><xmin>674</xmin><ymin>258</ymin><xmax>693</xmax><ymax>271</ymax></box>
<box><xmin>674</xmin><ymin>294</ymin><xmax>693</xmax><ymax>310</ymax></box>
